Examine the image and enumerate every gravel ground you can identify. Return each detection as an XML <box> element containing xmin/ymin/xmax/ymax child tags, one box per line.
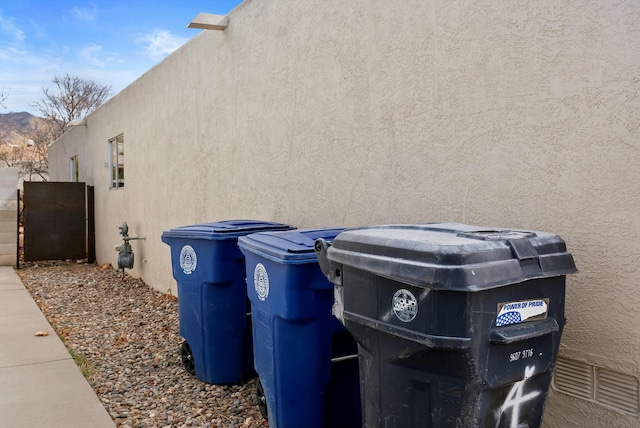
<box><xmin>17</xmin><ymin>260</ymin><xmax>268</xmax><ymax>428</ymax></box>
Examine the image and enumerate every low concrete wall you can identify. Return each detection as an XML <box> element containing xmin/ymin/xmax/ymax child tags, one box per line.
<box><xmin>0</xmin><ymin>168</ymin><xmax>17</xmax><ymax>266</ymax></box>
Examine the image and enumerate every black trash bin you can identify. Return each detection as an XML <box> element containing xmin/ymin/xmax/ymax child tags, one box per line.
<box><xmin>315</xmin><ymin>223</ymin><xmax>577</xmax><ymax>428</ymax></box>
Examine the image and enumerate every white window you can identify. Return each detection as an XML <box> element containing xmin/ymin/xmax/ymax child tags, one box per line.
<box><xmin>70</xmin><ymin>155</ymin><xmax>79</xmax><ymax>182</ymax></box>
<box><xmin>109</xmin><ymin>134</ymin><xmax>124</xmax><ymax>188</ymax></box>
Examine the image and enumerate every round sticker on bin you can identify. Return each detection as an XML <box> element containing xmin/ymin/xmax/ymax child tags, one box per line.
<box><xmin>254</xmin><ymin>263</ymin><xmax>270</xmax><ymax>301</ymax></box>
<box><xmin>392</xmin><ymin>289</ymin><xmax>418</xmax><ymax>322</ymax></box>
<box><xmin>179</xmin><ymin>245</ymin><xmax>197</xmax><ymax>275</ymax></box>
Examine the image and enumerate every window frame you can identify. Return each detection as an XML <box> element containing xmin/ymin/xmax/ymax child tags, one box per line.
<box><xmin>108</xmin><ymin>134</ymin><xmax>124</xmax><ymax>189</ymax></box>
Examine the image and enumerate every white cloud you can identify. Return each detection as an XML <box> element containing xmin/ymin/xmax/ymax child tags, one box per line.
<box><xmin>0</xmin><ymin>43</ymin><xmax>64</xmax><ymax>113</ymax></box>
<box><xmin>79</xmin><ymin>44</ymin><xmax>117</xmax><ymax>67</ymax></box>
<box><xmin>71</xmin><ymin>5</ymin><xmax>97</xmax><ymax>21</ymax></box>
<box><xmin>0</xmin><ymin>46</ymin><xmax>56</xmax><ymax>68</ymax></box>
<box><xmin>136</xmin><ymin>29</ymin><xmax>187</xmax><ymax>62</ymax></box>
<box><xmin>0</xmin><ymin>13</ymin><xmax>26</xmax><ymax>41</ymax></box>
<box><xmin>27</xmin><ymin>18</ymin><xmax>46</xmax><ymax>40</ymax></box>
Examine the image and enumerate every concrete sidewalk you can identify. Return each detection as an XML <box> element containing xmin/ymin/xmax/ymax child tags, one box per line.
<box><xmin>0</xmin><ymin>266</ymin><xmax>115</xmax><ymax>428</ymax></box>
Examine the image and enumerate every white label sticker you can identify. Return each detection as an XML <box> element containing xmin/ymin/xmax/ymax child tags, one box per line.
<box><xmin>179</xmin><ymin>245</ymin><xmax>197</xmax><ymax>275</ymax></box>
<box><xmin>254</xmin><ymin>263</ymin><xmax>270</xmax><ymax>301</ymax></box>
<box><xmin>392</xmin><ymin>289</ymin><xmax>418</xmax><ymax>322</ymax></box>
<box><xmin>496</xmin><ymin>299</ymin><xmax>548</xmax><ymax>326</ymax></box>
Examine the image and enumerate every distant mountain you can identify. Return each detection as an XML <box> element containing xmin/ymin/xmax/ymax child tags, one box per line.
<box><xmin>0</xmin><ymin>112</ymin><xmax>47</xmax><ymax>145</ymax></box>
<box><xmin>0</xmin><ymin>112</ymin><xmax>45</xmax><ymax>132</ymax></box>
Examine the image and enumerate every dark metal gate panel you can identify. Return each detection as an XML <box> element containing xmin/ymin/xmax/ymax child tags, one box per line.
<box><xmin>87</xmin><ymin>185</ymin><xmax>95</xmax><ymax>263</ymax></box>
<box><xmin>23</xmin><ymin>182</ymin><xmax>87</xmax><ymax>261</ymax></box>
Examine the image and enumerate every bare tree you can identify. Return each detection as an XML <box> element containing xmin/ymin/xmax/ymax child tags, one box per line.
<box><xmin>32</xmin><ymin>74</ymin><xmax>112</xmax><ymax>138</ymax></box>
<box><xmin>0</xmin><ymin>90</ymin><xmax>51</xmax><ymax>181</ymax></box>
<box><xmin>0</xmin><ymin>75</ymin><xmax>110</xmax><ymax>182</ymax></box>
<box><xmin>0</xmin><ymin>90</ymin><xmax>15</xmax><ymax>167</ymax></box>
<box><xmin>0</xmin><ymin>120</ymin><xmax>51</xmax><ymax>182</ymax></box>
<box><xmin>23</xmin><ymin>120</ymin><xmax>54</xmax><ymax>181</ymax></box>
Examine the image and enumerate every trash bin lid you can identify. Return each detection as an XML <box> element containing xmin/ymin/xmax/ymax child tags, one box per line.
<box><xmin>238</xmin><ymin>228</ymin><xmax>344</xmax><ymax>264</ymax></box>
<box><xmin>161</xmin><ymin>220</ymin><xmax>292</xmax><ymax>242</ymax></box>
<box><xmin>326</xmin><ymin>223</ymin><xmax>577</xmax><ymax>291</ymax></box>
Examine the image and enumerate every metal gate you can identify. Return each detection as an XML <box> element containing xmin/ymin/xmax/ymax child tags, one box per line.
<box><xmin>23</xmin><ymin>182</ymin><xmax>95</xmax><ymax>262</ymax></box>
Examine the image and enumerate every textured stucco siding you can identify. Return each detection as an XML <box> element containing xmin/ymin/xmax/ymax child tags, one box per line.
<box><xmin>48</xmin><ymin>0</ymin><xmax>640</xmax><ymax>426</ymax></box>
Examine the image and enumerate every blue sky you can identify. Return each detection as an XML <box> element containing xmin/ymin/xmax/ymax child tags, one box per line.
<box><xmin>0</xmin><ymin>1</ymin><xmax>243</xmax><ymax>116</ymax></box>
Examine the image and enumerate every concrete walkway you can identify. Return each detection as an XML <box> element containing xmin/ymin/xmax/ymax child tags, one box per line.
<box><xmin>0</xmin><ymin>267</ymin><xmax>115</xmax><ymax>427</ymax></box>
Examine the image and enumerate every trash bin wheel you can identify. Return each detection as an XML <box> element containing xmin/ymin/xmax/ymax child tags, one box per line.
<box><xmin>180</xmin><ymin>341</ymin><xmax>195</xmax><ymax>376</ymax></box>
<box><xmin>256</xmin><ymin>379</ymin><xmax>268</xmax><ymax>421</ymax></box>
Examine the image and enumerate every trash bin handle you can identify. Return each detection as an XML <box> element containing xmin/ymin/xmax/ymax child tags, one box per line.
<box><xmin>343</xmin><ymin>311</ymin><xmax>472</xmax><ymax>350</ymax></box>
<box><xmin>315</xmin><ymin>238</ymin><xmax>342</xmax><ymax>285</ymax></box>
<box><xmin>489</xmin><ymin>318</ymin><xmax>560</xmax><ymax>345</ymax></box>
<box><xmin>314</xmin><ymin>238</ymin><xmax>331</xmax><ymax>275</ymax></box>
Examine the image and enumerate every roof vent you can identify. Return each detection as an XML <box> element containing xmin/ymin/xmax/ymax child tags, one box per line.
<box><xmin>187</xmin><ymin>13</ymin><xmax>229</xmax><ymax>31</ymax></box>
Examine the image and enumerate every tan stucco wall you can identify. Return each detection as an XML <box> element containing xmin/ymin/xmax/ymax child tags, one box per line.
<box><xmin>48</xmin><ymin>0</ymin><xmax>640</xmax><ymax>425</ymax></box>
<box><xmin>49</xmin><ymin>124</ymin><xmax>86</xmax><ymax>182</ymax></box>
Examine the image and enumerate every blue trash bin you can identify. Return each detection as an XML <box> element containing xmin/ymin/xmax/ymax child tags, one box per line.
<box><xmin>238</xmin><ymin>228</ymin><xmax>361</xmax><ymax>428</ymax></box>
<box><xmin>161</xmin><ymin>220</ymin><xmax>293</xmax><ymax>385</ymax></box>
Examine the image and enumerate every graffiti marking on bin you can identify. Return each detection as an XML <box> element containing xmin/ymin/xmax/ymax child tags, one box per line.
<box><xmin>495</xmin><ymin>365</ymin><xmax>541</xmax><ymax>428</ymax></box>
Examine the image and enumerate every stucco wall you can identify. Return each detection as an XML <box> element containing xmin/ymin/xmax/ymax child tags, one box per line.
<box><xmin>48</xmin><ymin>0</ymin><xmax>640</xmax><ymax>426</ymax></box>
<box><xmin>49</xmin><ymin>124</ymin><xmax>87</xmax><ymax>182</ymax></box>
